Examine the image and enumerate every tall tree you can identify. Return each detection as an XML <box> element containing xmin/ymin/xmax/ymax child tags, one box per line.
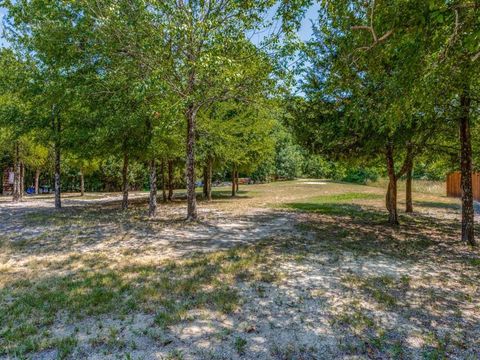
<box><xmin>3</xmin><ymin>1</ymin><xmax>95</xmax><ymax>209</ymax></box>
<box><xmin>293</xmin><ymin>1</ymin><xmax>431</xmax><ymax>225</ymax></box>
<box><xmin>20</xmin><ymin>132</ymin><xmax>50</xmax><ymax>195</ymax></box>
<box><xmin>420</xmin><ymin>1</ymin><xmax>480</xmax><ymax>245</ymax></box>
<box><xmin>0</xmin><ymin>50</ymin><xmax>36</xmax><ymax>202</ymax></box>
<box><xmin>142</xmin><ymin>1</ymin><xmax>276</xmax><ymax>220</ymax></box>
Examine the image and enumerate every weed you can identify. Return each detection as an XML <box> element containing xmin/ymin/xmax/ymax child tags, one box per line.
<box><xmin>165</xmin><ymin>349</ymin><xmax>184</xmax><ymax>360</ymax></box>
<box><xmin>56</xmin><ymin>336</ymin><xmax>78</xmax><ymax>360</ymax></box>
<box><xmin>233</xmin><ymin>337</ymin><xmax>247</xmax><ymax>355</ymax></box>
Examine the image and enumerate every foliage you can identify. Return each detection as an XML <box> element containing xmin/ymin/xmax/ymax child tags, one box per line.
<box><xmin>274</xmin><ymin>127</ymin><xmax>304</xmax><ymax>179</ymax></box>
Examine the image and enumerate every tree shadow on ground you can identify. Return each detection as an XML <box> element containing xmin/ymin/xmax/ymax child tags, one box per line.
<box><xmin>260</xmin><ymin>205</ymin><xmax>480</xmax><ymax>359</ymax></box>
<box><xmin>414</xmin><ymin>200</ymin><xmax>461</xmax><ymax>211</ymax></box>
<box><xmin>283</xmin><ymin>202</ymin><xmax>386</xmax><ymax>223</ymax></box>
<box><xmin>2</xmin><ymin>217</ymin><xmax>479</xmax><ymax>359</ymax></box>
<box><xmin>159</xmin><ymin>189</ymin><xmax>252</xmax><ymax>201</ymax></box>
<box><xmin>284</xmin><ymin>200</ymin><xmax>469</xmax><ymax>261</ymax></box>
<box><xmin>1</xmin><ymin>195</ymin><xmax>480</xmax><ymax>359</ymax></box>
<box><xmin>0</xmin><ymin>195</ymin><xmax>284</xmax><ymax>258</ymax></box>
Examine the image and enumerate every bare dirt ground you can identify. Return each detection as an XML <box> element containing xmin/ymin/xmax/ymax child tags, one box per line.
<box><xmin>0</xmin><ymin>180</ymin><xmax>479</xmax><ymax>359</ymax></box>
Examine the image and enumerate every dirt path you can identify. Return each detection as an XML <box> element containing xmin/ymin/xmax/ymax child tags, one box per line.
<box><xmin>0</xmin><ymin>191</ymin><xmax>300</xmax><ymax>264</ymax></box>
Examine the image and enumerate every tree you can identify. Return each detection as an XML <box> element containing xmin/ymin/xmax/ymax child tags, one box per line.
<box><xmin>73</xmin><ymin>0</ymin><xmax>168</xmax><ymax>213</ymax></box>
<box><xmin>20</xmin><ymin>133</ymin><xmax>50</xmax><ymax>195</ymax></box>
<box><xmin>198</xmin><ymin>99</ymin><xmax>276</xmax><ymax>198</ymax></box>
<box><xmin>64</xmin><ymin>154</ymin><xmax>100</xmax><ymax>196</ymax></box>
<box><xmin>273</xmin><ymin>126</ymin><xmax>304</xmax><ymax>180</ymax></box>
<box><xmin>3</xmin><ymin>1</ymin><xmax>95</xmax><ymax>209</ymax></box>
<box><xmin>141</xmin><ymin>1</ymin><xmax>276</xmax><ymax>220</ymax></box>
<box><xmin>4</xmin><ymin>0</ymin><xmax>279</xmax><ymax>220</ymax></box>
<box><xmin>292</xmin><ymin>1</ymin><xmax>448</xmax><ymax>225</ymax></box>
<box><xmin>418</xmin><ymin>1</ymin><xmax>480</xmax><ymax>245</ymax></box>
<box><xmin>0</xmin><ymin>49</ymin><xmax>35</xmax><ymax>202</ymax></box>
<box><xmin>147</xmin><ymin>107</ymin><xmax>184</xmax><ymax>216</ymax></box>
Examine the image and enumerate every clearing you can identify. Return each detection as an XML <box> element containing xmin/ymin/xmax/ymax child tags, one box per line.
<box><xmin>0</xmin><ymin>180</ymin><xmax>479</xmax><ymax>359</ymax></box>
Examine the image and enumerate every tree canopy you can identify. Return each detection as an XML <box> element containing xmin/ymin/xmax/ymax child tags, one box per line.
<box><xmin>0</xmin><ymin>0</ymin><xmax>478</xmax><ymax>244</ymax></box>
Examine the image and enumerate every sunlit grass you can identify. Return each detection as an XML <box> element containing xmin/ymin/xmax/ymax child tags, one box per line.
<box><xmin>281</xmin><ymin>192</ymin><xmax>384</xmax><ymax>220</ymax></box>
<box><xmin>0</xmin><ymin>245</ymin><xmax>278</xmax><ymax>357</ymax></box>
<box><xmin>368</xmin><ymin>178</ymin><xmax>446</xmax><ymax>196</ymax></box>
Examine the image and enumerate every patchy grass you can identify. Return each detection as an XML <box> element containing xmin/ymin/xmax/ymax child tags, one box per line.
<box><xmin>285</xmin><ymin>202</ymin><xmax>383</xmax><ymax>220</ymax></box>
<box><xmin>0</xmin><ymin>245</ymin><xmax>277</xmax><ymax>357</ymax></box>
<box><xmin>269</xmin><ymin>342</ymin><xmax>318</xmax><ymax>359</ymax></box>
<box><xmin>341</xmin><ymin>274</ymin><xmax>406</xmax><ymax>309</ymax></box>
<box><xmin>233</xmin><ymin>336</ymin><xmax>247</xmax><ymax>355</ymax></box>
<box><xmin>283</xmin><ymin>191</ymin><xmax>382</xmax><ymax>205</ymax></box>
<box><xmin>469</xmin><ymin>258</ymin><xmax>480</xmax><ymax>266</ymax></box>
<box><xmin>1</xmin><ymin>180</ymin><xmax>479</xmax><ymax>359</ymax></box>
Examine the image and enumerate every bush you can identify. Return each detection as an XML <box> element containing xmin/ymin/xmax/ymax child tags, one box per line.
<box><xmin>302</xmin><ymin>155</ymin><xmax>337</xmax><ymax>179</ymax></box>
<box><xmin>341</xmin><ymin>167</ymin><xmax>380</xmax><ymax>184</ymax></box>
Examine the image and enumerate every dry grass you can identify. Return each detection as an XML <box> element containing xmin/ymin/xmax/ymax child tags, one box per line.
<box><xmin>368</xmin><ymin>178</ymin><xmax>446</xmax><ymax>196</ymax></box>
<box><xmin>0</xmin><ymin>179</ymin><xmax>479</xmax><ymax>359</ymax></box>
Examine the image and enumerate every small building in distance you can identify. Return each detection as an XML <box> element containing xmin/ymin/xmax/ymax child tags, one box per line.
<box><xmin>446</xmin><ymin>171</ymin><xmax>480</xmax><ymax>201</ymax></box>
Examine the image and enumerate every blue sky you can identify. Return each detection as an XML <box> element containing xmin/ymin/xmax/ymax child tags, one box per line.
<box><xmin>298</xmin><ymin>4</ymin><xmax>320</xmax><ymax>41</ymax></box>
<box><xmin>0</xmin><ymin>7</ymin><xmax>7</xmax><ymax>48</ymax></box>
<box><xmin>0</xmin><ymin>4</ymin><xmax>319</xmax><ymax>48</ymax></box>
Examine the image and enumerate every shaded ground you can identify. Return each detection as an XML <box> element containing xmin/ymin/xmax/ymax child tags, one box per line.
<box><xmin>0</xmin><ymin>180</ymin><xmax>479</xmax><ymax>359</ymax></box>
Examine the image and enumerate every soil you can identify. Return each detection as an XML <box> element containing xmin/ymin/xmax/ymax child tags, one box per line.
<box><xmin>0</xmin><ymin>180</ymin><xmax>479</xmax><ymax>359</ymax></box>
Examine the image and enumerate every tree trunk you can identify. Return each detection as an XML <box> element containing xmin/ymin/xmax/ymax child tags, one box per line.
<box><xmin>186</xmin><ymin>105</ymin><xmax>197</xmax><ymax>221</ymax></box>
<box><xmin>54</xmin><ymin>138</ymin><xmax>61</xmax><ymax>209</ymax></box>
<box><xmin>149</xmin><ymin>159</ymin><xmax>157</xmax><ymax>217</ymax></box>
<box><xmin>34</xmin><ymin>169</ymin><xmax>40</xmax><ymax>195</ymax></box>
<box><xmin>231</xmin><ymin>166</ymin><xmax>236</xmax><ymax>197</ymax></box>
<box><xmin>460</xmin><ymin>89</ymin><xmax>475</xmax><ymax>245</ymax></box>
<box><xmin>19</xmin><ymin>162</ymin><xmax>24</xmax><ymax>201</ymax></box>
<box><xmin>52</xmin><ymin>108</ymin><xmax>62</xmax><ymax>209</ymax></box>
<box><xmin>206</xmin><ymin>157</ymin><xmax>212</xmax><ymax>201</ymax></box>
<box><xmin>202</xmin><ymin>157</ymin><xmax>213</xmax><ymax>201</ymax></box>
<box><xmin>385</xmin><ymin>145</ymin><xmax>399</xmax><ymax>225</ymax></box>
<box><xmin>12</xmin><ymin>143</ymin><xmax>20</xmax><ymax>202</ymax></box>
<box><xmin>235</xmin><ymin>170</ymin><xmax>239</xmax><ymax>193</ymax></box>
<box><xmin>80</xmin><ymin>170</ymin><xmax>85</xmax><ymax>197</ymax></box>
<box><xmin>168</xmin><ymin>160</ymin><xmax>174</xmax><ymax>201</ymax></box>
<box><xmin>203</xmin><ymin>164</ymin><xmax>208</xmax><ymax>199</ymax></box>
<box><xmin>122</xmin><ymin>152</ymin><xmax>129</xmax><ymax>210</ymax></box>
<box><xmin>405</xmin><ymin>162</ymin><xmax>413</xmax><ymax>213</ymax></box>
<box><xmin>161</xmin><ymin>160</ymin><xmax>167</xmax><ymax>202</ymax></box>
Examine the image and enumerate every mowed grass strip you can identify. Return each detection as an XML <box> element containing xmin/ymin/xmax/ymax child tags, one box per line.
<box><xmin>282</xmin><ymin>192</ymin><xmax>383</xmax><ymax>218</ymax></box>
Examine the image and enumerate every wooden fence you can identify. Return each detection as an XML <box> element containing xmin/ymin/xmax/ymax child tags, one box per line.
<box><xmin>446</xmin><ymin>171</ymin><xmax>480</xmax><ymax>201</ymax></box>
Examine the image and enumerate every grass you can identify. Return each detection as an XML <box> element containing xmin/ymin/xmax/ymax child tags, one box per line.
<box><xmin>165</xmin><ymin>349</ymin><xmax>185</xmax><ymax>360</ymax></box>
<box><xmin>293</xmin><ymin>210</ymin><xmax>448</xmax><ymax>261</ymax></box>
<box><xmin>331</xmin><ymin>308</ymin><xmax>376</xmax><ymax>333</ymax></box>
<box><xmin>1</xmin><ymin>180</ymin><xmax>479</xmax><ymax>359</ymax></box>
<box><xmin>414</xmin><ymin>200</ymin><xmax>461</xmax><ymax>211</ymax></box>
<box><xmin>469</xmin><ymin>258</ymin><xmax>480</xmax><ymax>266</ymax></box>
<box><xmin>0</xmin><ymin>245</ymin><xmax>276</xmax><ymax>357</ymax></box>
<box><xmin>233</xmin><ymin>336</ymin><xmax>247</xmax><ymax>355</ymax></box>
<box><xmin>282</xmin><ymin>192</ymin><xmax>385</xmax><ymax>221</ymax></box>
<box><xmin>56</xmin><ymin>336</ymin><xmax>78</xmax><ymax>360</ymax></box>
<box><xmin>287</xmin><ymin>192</ymin><xmax>382</xmax><ymax>204</ymax></box>
<box><xmin>368</xmin><ymin>178</ymin><xmax>446</xmax><ymax>196</ymax></box>
<box><xmin>342</xmin><ymin>274</ymin><xmax>403</xmax><ymax>309</ymax></box>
